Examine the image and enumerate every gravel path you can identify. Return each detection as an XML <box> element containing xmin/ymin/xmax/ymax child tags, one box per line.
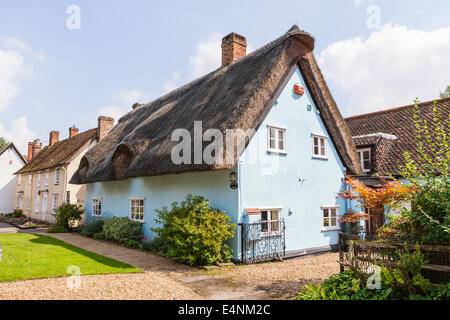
<box><xmin>0</xmin><ymin>232</ymin><xmax>339</xmax><ymax>300</ymax></box>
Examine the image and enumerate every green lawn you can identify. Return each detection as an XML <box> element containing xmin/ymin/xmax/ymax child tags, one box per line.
<box><xmin>0</xmin><ymin>233</ymin><xmax>143</xmax><ymax>282</ymax></box>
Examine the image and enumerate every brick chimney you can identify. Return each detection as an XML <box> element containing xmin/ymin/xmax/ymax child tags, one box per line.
<box><xmin>97</xmin><ymin>116</ymin><xmax>114</xmax><ymax>142</ymax></box>
<box><xmin>69</xmin><ymin>125</ymin><xmax>79</xmax><ymax>138</ymax></box>
<box><xmin>221</xmin><ymin>33</ymin><xmax>247</xmax><ymax>66</ymax></box>
<box><xmin>27</xmin><ymin>142</ymin><xmax>34</xmax><ymax>162</ymax></box>
<box><xmin>49</xmin><ymin>131</ymin><xmax>59</xmax><ymax>146</ymax></box>
<box><xmin>32</xmin><ymin>139</ymin><xmax>42</xmax><ymax>158</ymax></box>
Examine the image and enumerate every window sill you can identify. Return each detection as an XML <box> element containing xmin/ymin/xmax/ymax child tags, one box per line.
<box><xmin>321</xmin><ymin>227</ymin><xmax>341</xmax><ymax>232</ymax></box>
<box><xmin>267</xmin><ymin>149</ymin><xmax>287</xmax><ymax>155</ymax></box>
<box><xmin>312</xmin><ymin>155</ymin><xmax>328</xmax><ymax>160</ymax></box>
<box><xmin>130</xmin><ymin>219</ymin><xmax>145</xmax><ymax>224</ymax></box>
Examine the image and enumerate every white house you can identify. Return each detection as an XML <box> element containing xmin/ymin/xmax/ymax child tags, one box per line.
<box><xmin>0</xmin><ymin>143</ymin><xmax>27</xmax><ymax>213</ymax></box>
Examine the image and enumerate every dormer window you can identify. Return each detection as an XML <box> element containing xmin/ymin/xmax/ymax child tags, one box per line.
<box><xmin>357</xmin><ymin>148</ymin><xmax>372</xmax><ymax>173</ymax></box>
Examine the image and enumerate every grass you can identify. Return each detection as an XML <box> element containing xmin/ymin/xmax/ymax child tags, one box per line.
<box><xmin>0</xmin><ymin>233</ymin><xmax>143</xmax><ymax>282</ymax></box>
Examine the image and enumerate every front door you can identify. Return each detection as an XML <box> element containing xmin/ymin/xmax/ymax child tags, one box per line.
<box><xmin>41</xmin><ymin>193</ymin><xmax>48</xmax><ymax>221</ymax></box>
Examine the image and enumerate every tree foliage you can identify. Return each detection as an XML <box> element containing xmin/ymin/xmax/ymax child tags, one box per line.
<box><xmin>338</xmin><ymin>176</ymin><xmax>414</xmax><ymax>224</ymax></box>
<box><xmin>440</xmin><ymin>85</ymin><xmax>450</xmax><ymax>99</ymax></box>
<box><xmin>0</xmin><ymin>137</ymin><xmax>8</xmax><ymax>150</ymax></box>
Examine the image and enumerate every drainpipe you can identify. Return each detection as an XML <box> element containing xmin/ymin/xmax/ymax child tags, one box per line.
<box><xmin>237</xmin><ymin>160</ymin><xmax>243</xmax><ymax>262</ymax></box>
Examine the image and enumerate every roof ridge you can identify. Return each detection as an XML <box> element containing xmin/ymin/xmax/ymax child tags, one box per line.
<box><xmin>345</xmin><ymin>96</ymin><xmax>450</xmax><ymax>120</ymax></box>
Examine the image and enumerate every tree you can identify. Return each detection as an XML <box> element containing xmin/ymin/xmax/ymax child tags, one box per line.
<box><xmin>440</xmin><ymin>85</ymin><xmax>450</xmax><ymax>99</ymax></box>
<box><xmin>395</xmin><ymin>99</ymin><xmax>450</xmax><ymax>244</ymax></box>
<box><xmin>0</xmin><ymin>137</ymin><xmax>8</xmax><ymax>149</ymax></box>
<box><xmin>338</xmin><ymin>176</ymin><xmax>414</xmax><ymax>226</ymax></box>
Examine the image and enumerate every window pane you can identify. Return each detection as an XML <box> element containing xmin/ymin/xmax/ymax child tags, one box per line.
<box><xmin>331</xmin><ymin>217</ymin><xmax>337</xmax><ymax>226</ymax></box>
<box><xmin>269</xmin><ymin>138</ymin><xmax>276</xmax><ymax>149</ymax></box>
<box><xmin>323</xmin><ymin>209</ymin><xmax>329</xmax><ymax>217</ymax></box>
<box><xmin>278</xmin><ymin>139</ymin><xmax>284</xmax><ymax>150</ymax></box>
<box><xmin>363</xmin><ymin>151</ymin><xmax>370</xmax><ymax>161</ymax></box>
<box><xmin>261</xmin><ymin>211</ymin><xmax>268</xmax><ymax>222</ymax></box>
<box><xmin>331</xmin><ymin>208</ymin><xmax>336</xmax><ymax>217</ymax></box>
<box><xmin>270</xmin><ymin>210</ymin><xmax>279</xmax><ymax>221</ymax></box>
<box><xmin>323</xmin><ymin>218</ymin><xmax>329</xmax><ymax>227</ymax></box>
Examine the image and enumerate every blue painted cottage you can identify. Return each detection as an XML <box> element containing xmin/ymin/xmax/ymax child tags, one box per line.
<box><xmin>71</xmin><ymin>26</ymin><xmax>363</xmax><ymax>262</ymax></box>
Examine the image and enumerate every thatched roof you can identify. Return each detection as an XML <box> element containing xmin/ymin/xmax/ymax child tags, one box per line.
<box><xmin>16</xmin><ymin>129</ymin><xmax>97</xmax><ymax>174</ymax></box>
<box><xmin>71</xmin><ymin>26</ymin><xmax>362</xmax><ymax>184</ymax></box>
<box><xmin>346</xmin><ymin>97</ymin><xmax>450</xmax><ymax>176</ymax></box>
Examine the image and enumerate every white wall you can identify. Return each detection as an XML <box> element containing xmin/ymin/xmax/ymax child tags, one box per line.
<box><xmin>0</xmin><ymin>147</ymin><xmax>25</xmax><ymax>213</ymax></box>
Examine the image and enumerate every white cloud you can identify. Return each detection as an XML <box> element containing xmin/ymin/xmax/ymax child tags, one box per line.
<box><xmin>0</xmin><ymin>117</ymin><xmax>35</xmax><ymax>154</ymax></box>
<box><xmin>162</xmin><ymin>72</ymin><xmax>181</xmax><ymax>94</ymax></box>
<box><xmin>0</xmin><ymin>37</ymin><xmax>45</xmax><ymax>112</ymax></box>
<box><xmin>318</xmin><ymin>24</ymin><xmax>450</xmax><ymax>116</ymax></box>
<box><xmin>0</xmin><ymin>49</ymin><xmax>25</xmax><ymax>112</ymax></box>
<box><xmin>98</xmin><ymin>89</ymin><xmax>151</xmax><ymax>121</ymax></box>
<box><xmin>189</xmin><ymin>33</ymin><xmax>223</xmax><ymax>79</ymax></box>
<box><xmin>189</xmin><ymin>33</ymin><xmax>254</xmax><ymax>80</ymax></box>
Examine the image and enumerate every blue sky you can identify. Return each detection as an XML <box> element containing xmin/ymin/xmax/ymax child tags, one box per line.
<box><xmin>0</xmin><ymin>0</ymin><xmax>449</xmax><ymax>153</ymax></box>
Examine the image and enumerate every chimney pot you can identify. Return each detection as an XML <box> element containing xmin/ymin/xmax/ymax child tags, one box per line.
<box><xmin>97</xmin><ymin>116</ymin><xmax>115</xmax><ymax>142</ymax></box>
<box><xmin>221</xmin><ymin>32</ymin><xmax>247</xmax><ymax>66</ymax></box>
<box><xmin>49</xmin><ymin>131</ymin><xmax>60</xmax><ymax>146</ymax></box>
<box><xmin>69</xmin><ymin>125</ymin><xmax>79</xmax><ymax>138</ymax></box>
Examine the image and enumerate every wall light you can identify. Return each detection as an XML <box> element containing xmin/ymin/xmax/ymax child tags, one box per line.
<box><xmin>229</xmin><ymin>171</ymin><xmax>238</xmax><ymax>189</ymax></box>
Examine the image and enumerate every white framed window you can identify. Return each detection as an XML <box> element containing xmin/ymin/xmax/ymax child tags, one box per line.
<box><xmin>27</xmin><ymin>198</ymin><xmax>31</xmax><ymax>210</ymax></box>
<box><xmin>260</xmin><ymin>208</ymin><xmax>282</xmax><ymax>236</ymax></box>
<box><xmin>322</xmin><ymin>206</ymin><xmax>339</xmax><ymax>231</ymax></box>
<box><xmin>267</xmin><ymin>126</ymin><xmax>286</xmax><ymax>153</ymax></box>
<box><xmin>130</xmin><ymin>199</ymin><xmax>144</xmax><ymax>222</ymax></box>
<box><xmin>357</xmin><ymin>148</ymin><xmax>371</xmax><ymax>173</ymax></box>
<box><xmin>52</xmin><ymin>194</ymin><xmax>58</xmax><ymax>215</ymax></box>
<box><xmin>41</xmin><ymin>193</ymin><xmax>47</xmax><ymax>214</ymax></box>
<box><xmin>312</xmin><ymin>134</ymin><xmax>327</xmax><ymax>158</ymax></box>
<box><xmin>18</xmin><ymin>174</ymin><xmax>22</xmax><ymax>185</ymax></box>
<box><xmin>16</xmin><ymin>195</ymin><xmax>23</xmax><ymax>209</ymax></box>
<box><xmin>37</xmin><ymin>173</ymin><xmax>41</xmax><ymax>186</ymax></box>
<box><xmin>66</xmin><ymin>191</ymin><xmax>71</xmax><ymax>204</ymax></box>
<box><xmin>35</xmin><ymin>194</ymin><xmax>40</xmax><ymax>213</ymax></box>
<box><xmin>44</xmin><ymin>170</ymin><xmax>49</xmax><ymax>186</ymax></box>
<box><xmin>54</xmin><ymin>168</ymin><xmax>60</xmax><ymax>185</ymax></box>
<box><xmin>92</xmin><ymin>198</ymin><xmax>102</xmax><ymax>217</ymax></box>
<box><xmin>28</xmin><ymin>174</ymin><xmax>32</xmax><ymax>185</ymax></box>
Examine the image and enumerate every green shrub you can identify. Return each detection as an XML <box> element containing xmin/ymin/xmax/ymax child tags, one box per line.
<box><xmin>141</xmin><ymin>238</ymin><xmax>167</xmax><ymax>253</ymax></box>
<box><xmin>92</xmin><ymin>232</ymin><xmax>105</xmax><ymax>240</ymax></box>
<box><xmin>80</xmin><ymin>220</ymin><xmax>105</xmax><ymax>237</ymax></box>
<box><xmin>47</xmin><ymin>225</ymin><xmax>70</xmax><ymax>233</ymax></box>
<box><xmin>103</xmin><ymin>217</ymin><xmax>143</xmax><ymax>244</ymax></box>
<box><xmin>54</xmin><ymin>204</ymin><xmax>83</xmax><ymax>231</ymax></box>
<box><xmin>124</xmin><ymin>239</ymin><xmax>141</xmax><ymax>248</ymax></box>
<box><xmin>152</xmin><ymin>194</ymin><xmax>235</xmax><ymax>266</ymax></box>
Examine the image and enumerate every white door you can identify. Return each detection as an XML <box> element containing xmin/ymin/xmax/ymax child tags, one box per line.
<box><xmin>42</xmin><ymin>193</ymin><xmax>48</xmax><ymax>221</ymax></box>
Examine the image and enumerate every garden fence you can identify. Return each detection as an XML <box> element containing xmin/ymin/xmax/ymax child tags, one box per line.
<box><xmin>338</xmin><ymin>233</ymin><xmax>450</xmax><ymax>284</ymax></box>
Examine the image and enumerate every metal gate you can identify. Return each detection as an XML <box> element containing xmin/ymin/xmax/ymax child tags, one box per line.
<box><xmin>239</xmin><ymin>219</ymin><xmax>285</xmax><ymax>264</ymax></box>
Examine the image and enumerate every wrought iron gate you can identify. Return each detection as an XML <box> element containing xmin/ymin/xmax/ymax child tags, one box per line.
<box><xmin>239</xmin><ymin>219</ymin><xmax>285</xmax><ymax>264</ymax></box>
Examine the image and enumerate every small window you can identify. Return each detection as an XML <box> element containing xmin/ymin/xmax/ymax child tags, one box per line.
<box><xmin>35</xmin><ymin>194</ymin><xmax>40</xmax><ymax>213</ymax></box>
<box><xmin>37</xmin><ymin>173</ymin><xmax>41</xmax><ymax>186</ymax></box>
<box><xmin>54</xmin><ymin>169</ymin><xmax>60</xmax><ymax>185</ymax></box>
<box><xmin>66</xmin><ymin>191</ymin><xmax>71</xmax><ymax>204</ymax></box>
<box><xmin>92</xmin><ymin>198</ymin><xmax>102</xmax><ymax>217</ymax></box>
<box><xmin>267</xmin><ymin>126</ymin><xmax>286</xmax><ymax>153</ymax></box>
<box><xmin>18</xmin><ymin>174</ymin><xmax>22</xmax><ymax>185</ymax></box>
<box><xmin>357</xmin><ymin>148</ymin><xmax>371</xmax><ymax>173</ymax></box>
<box><xmin>28</xmin><ymin>174</ymin><xmax>32</xmax><ymax>185</ymax></box>
<box><xmin>130</xmin><ymin>199</ymin><xmax>144</xmax><ymax>222</ymax></box>
<box><xmin>27</xmin><ymin>198</ymin><xmax>31</xmax><ymax>210</ymax></box>
<box><xmin>44</xmin><ymin>170</ymin><xmax>49</xmax><ymax>186</ymax></box>
<box><xmin>312</xmin><ymin>134</ymin><xmax>327</xmax><ymax>158</ymax></box>
<box><xmin>52</xmin><ymin>195</ymin><xmax>58</xmax><ymax>215</ymax></box>
<box><xmin>322</xmin><ymin>206</ymin><xmax>339</xmax><ymax>230</ymax></box>
<box><xmin>261</xmin><ymin>209</ymin><xmax>281</xmax><ymax>236</ymax></box>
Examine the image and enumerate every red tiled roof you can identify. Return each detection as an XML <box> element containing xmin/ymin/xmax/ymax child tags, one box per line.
<box><xmin>345</xmin><ymin>97</ymin><xmax>450</xmax><ymax>176</ymax></box>
<box><xmin>16</xmin><ymin>129</ymin><xmax>97</xmax><ymax>174</ymax></box>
